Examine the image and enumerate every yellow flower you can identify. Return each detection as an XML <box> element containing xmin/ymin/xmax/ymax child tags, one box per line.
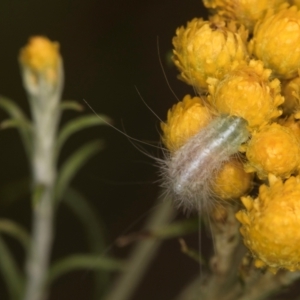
<box><xmin>207</xmin><ymin>60</ymin><xmax>283</xmax><ymax>129</ymax></box>
<box><xmin>212</xmin><ymin>157</ymin><xmax>253</xmax><ymax>201</ymax></box>
<box><xmin>19</xmin><ymin>36</ymin><xmax>61</xmax><ymax>85</ymax></box>
<box><xmin>203</xmin><ymin>0</ymin><xmax>286</xmax><ymax>31</ymax></box>
<box><xmin>249</xmin><ymin>6</ymin><xmax>300</xmax><ymax>79</ymax></box>
<box><xmin>281</xmin><ymin>76</ymin><xmax>300</xmax><ymax>115</ymax></box>
<box><xmin>172</xmin><ymin>18</ymin><xmax>248</xmax><ymax>92</ymax></box>
<box><xmin>291</xmin><ymin>0</ymin><xmax>300</xmax><ymax>10</ymax></box>
<box><xmin>279</xmin><ymin>115</ymin><xmax>300</xmax><ymax>140</ymax></box>
<box><xmin>236</xmin><ymin>175</ymin><xmax>300</xmax><ymax>272</ymax></box>
<box><xmin>161</xmin><ymin>95</ymin><xmax>212</xmax><ymax>152</ymax></box>
<box><xmin>245</xmin><ymin>123</ymin><xmax>300</xmax><ymax>179</ymax></box>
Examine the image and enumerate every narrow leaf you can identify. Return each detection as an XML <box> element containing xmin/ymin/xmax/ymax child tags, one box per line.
<box><xmin>63</xmin><ymin>187</ymin><xmax>106</xmax><ymax>256</ymax></box>
<box><xmin>63</xmin><ymin>188</ymin><xmax>109</xmax><ymax>298</ymax></box>
<box><xmin>0</xmin><ymin>96</ymin><xmax>32</xmax><ymax>158</ymax></box>
<box><xmin>60</xmin><ymin>100</ymin><xmax>84</xmax><ymax>112</ymax></box>
<box><xmin>56</xmin><ymin>114</ymin><xmax>110</xmax><ymax>158</ymax></box>
<box><xmin>55</xmin><ymin>140</ymin><xmax>104</xmax><ymax>202</ymax></box>
<box><xmin>1</xmin><ymin>118</ymin><xmax>31</xmax><ymax>130</ymax></box>
<box><xmin>0</xmin><ymin>96</ymin><xmax>28</xmax><ymax>120</ymax></box>
<box><xmin>0</xmin><ymin>235</ymin><xmax>24</xmax><ymax>300</ymax></box>
<box><xmin>0</xmin><ymin>219</ymin><xmax>30</xmax><ymax>250</ymax></box>
<box><xmin>48</xmin><ymin>254</ymin><xmax>125</xmax><ymax>284</ymax></box>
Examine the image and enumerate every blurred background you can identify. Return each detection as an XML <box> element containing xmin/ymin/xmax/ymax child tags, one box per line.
<box><xmin>0</xmin><ymin>0</ymin><xmax>208</xmax><ymax>299</ymax></box>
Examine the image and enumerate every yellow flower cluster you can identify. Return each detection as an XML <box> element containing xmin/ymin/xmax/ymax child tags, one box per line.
<box><xmin>162</xmin><ymin>1</ymin><xmax>300</xmax><ymax>272</ymax></box>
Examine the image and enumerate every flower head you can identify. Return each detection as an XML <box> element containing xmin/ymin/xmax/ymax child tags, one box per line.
<box><xmin>291</xmin><ymin>0</ymin><xmax>300</xmax><ymax>9</ymax></box>
<box><xmin>161</xmin><ymin>95</ymin><xmax>212</xmax><ymax>152</ymax></box>
<box><xmin>212</xmin><ymin>157</ymin><xmax>253</xmax><ymax>201</ymax></box>
<box><xmin>236</xmin><ymin>175</ymin><xmax>300</xmax><ymax>272</ymax></box>
<box><xmin>203</xmin><ymin>0</ymin><xmax>287</xmax><ymax>32</ymax></box>
<box><xmin>245</xmin><ymin>123</ymin><xmax>300</xmax><ymax>179</ymax></box>
<box><xmin>249</xmin><ymin>6</ymin><xmax>300</xmax><ymax>79</ymax></box>
<box><xmin>281</xmin><ymin>76</ymin><xmax>300</xmax><ymax>115</ymax></box>
<box><xmin>19</xmin><ymin>36</ymin><xmax>61</xmax><ymax>87</ymax></box>
<box><xmin>279</xmin><ymin>114</ymin><xmax>300</xmax><ymax>138</ymax></box>
<box><xmin>207</xmin><ymin>60</ymin><xmax>283</xmax><ymax>129</ymax></box>
<box><xmin>172</xmin><ymin>18</ymin><xmax>248</xmax><ymax>92</ymax></box>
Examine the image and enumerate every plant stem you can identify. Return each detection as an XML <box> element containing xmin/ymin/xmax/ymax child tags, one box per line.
<box><xmin>103</xmin><ymin>195</ymin><xmax>176</xmax><ymax>300</ymax></box>
<box><xmin>19</xmin><ymin>38</ymin><xmax>63</xmax><ymax>300</ymax></box>
<box><xmin>24</xmin><ymin>190</ymin><xmax>54</xmax><ymax>300</ymax></box>
<box><xmin>24</xmin><ymin>86</ymin><xmax>61</xmax><ymax>300</ymax></box>
<box><xmin>175</xmin><ymin>205</ymin><xmax>246</xmax><ymax>300</ymax></box>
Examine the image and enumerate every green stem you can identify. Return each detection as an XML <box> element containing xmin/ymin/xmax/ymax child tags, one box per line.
<box><xmin>103</xmin><ymin>195</ymin><xmax>176</xmax><ymax>300</ymax></box>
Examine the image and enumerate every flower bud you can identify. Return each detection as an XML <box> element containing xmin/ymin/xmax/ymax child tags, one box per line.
<box><xmin>19</xmin><ymin>36</ymin><xmax>61</xmax><ymax>88</ymax></box>
<box><xmin>212</xmin><ymin>157</ymin><xmax>253</xmax><ymax>201</ymax></box>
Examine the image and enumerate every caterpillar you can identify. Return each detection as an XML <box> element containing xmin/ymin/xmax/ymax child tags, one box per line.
<box><xmin>160</xmin><ymin>114</ymin><xmax>249</xmax><ymax>213</ymax></box>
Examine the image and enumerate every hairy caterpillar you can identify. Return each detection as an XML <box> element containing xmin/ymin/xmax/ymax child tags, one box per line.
<box><xmin>160</xmin><ymin>114</ymin><xmax>249</xmax><ymax>213</ymax></box>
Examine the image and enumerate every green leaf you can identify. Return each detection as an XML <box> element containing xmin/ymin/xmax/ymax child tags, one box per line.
<box><xmin>0</xmin><ymin>219</ymin><xmax>30</xmax><ymax>250</ymax></box>
<box><xmin>0</xmin><ymin>118</ymin><xmax>31</xmax><ymax>130</ymax></box>
<box><xmin>56</xmin><ymin>114</ymin><xmax>110</xmax><ymax>159</ymax></box>
<box><xmin>47</xmin><ymin>254</ymin><xmax>125</xmax><ymax>285</ymax></box>
<box><xmin>60</xmin><ymin>100</ymin><xmax>84</xmax><ymax>112</ymax></box>
<box><xmin>63</xmin><ymin>188</ymin><xmax>106</xmax><ymax>256</ymax></box>
<box><xmin>63</xmin><ymin>188</ymin><xmax>109</xmax><ymax>298</ymax></box>
<box><xmin>0</xmin><ymin>96</ymin><xmax>32</xmax><ymax>159</ymax></box>
<box><xmin>55</xmin><ymin>140</ymin><xmax>104</xmax><ymax>202</ymax></box>
<box><xmin>0</xmin><ymin>235</ymin><xmax>24</xmax><ymax>300</ymax></box>
<box><xmin>0</xmin><ymin>96</ymin><xmax>29</xmax><ymax>121</ymax></box>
